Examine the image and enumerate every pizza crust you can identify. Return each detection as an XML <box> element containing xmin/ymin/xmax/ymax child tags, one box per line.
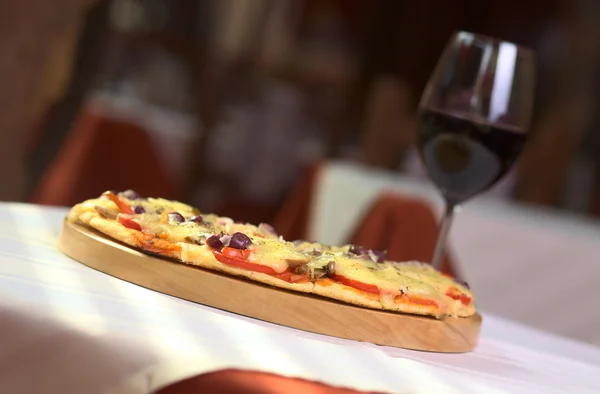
<box><xmin>89</xmin><ymin>216</ymin><xmax>146</xmax><ymax>252</ymax></box>
<box><xmin>312</xmin><ymin>281</ymin><xmax>445</xmax><ymax>318</ymax></box>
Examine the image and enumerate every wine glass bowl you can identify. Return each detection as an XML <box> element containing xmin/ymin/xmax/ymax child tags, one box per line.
<box><xmin>417</xmin><ymin>31</ymin><xmax>536</xmax><ymax>269</ymax></box>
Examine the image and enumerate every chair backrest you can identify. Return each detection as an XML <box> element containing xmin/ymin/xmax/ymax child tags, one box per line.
<box><xmin>30</xmin><ymin>110</ymin><xmax>177</xmax><ymax>206</ymax></box>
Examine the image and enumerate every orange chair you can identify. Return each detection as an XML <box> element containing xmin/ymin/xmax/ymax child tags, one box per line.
<box><xmin>30</xmin><ymin>109</ymin><xmax>177</xmax><ymax>206</ymax></box>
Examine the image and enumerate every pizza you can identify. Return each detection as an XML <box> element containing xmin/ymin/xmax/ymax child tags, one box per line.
<box><xmin>66</xmin><ymin>190</ymin><xmax>475</xmax><ymax>319</ymax></box>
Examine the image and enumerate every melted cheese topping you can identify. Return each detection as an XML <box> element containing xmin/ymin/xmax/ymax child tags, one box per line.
<box><xmin>392</xmin><ymin>262</ymin><xmax>472</xmax><ymax>298</ymax></box>
<box><xmin>117</xmin><ymin>195</ymin><xmax>300</xmax><ymax>274</ymax></box>
<box><xmin>333</xmin><ymin>257</ymin><xmax>440</xmax><ymax>296</ymax></box>
<box><xmin>140</xmin><ymin>219</ymin><xmax>209</xmax><ymax>243</ymax></box>
<box><xmin>145</xmin><ymin>198</ymin><xmax>199</xmax><ymax>215</ymax></box>
<box><xmin>77</xmin><ymin>197</ymin><xmax>119</xmax><ymax>212</ymax></box>
<box><xmin>296</xmin><ymin>241</ymin><xmax>470</xmax><ymax>303</ymax></box>
<box><xmin>249</xmin><ymin>238</ymin><xmax>307</xmax><ymax>274</ymax></box>
<box><xmin>74</xmin><ymin>192</ymin><xmax>474</xmax><ymax>314</ymax></box>
<box><xmin>295</xmin><ymin>241</ymin><xmax>348</xmax><ymax>255</ymax></box>
<box><xmin>180</xmin><ymin>242</ymin><xmax>216</xmax><ymax>264</ymax></box>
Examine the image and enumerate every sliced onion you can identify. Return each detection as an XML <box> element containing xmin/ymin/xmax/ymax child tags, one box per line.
<box><xmin>94</xmin><ymin>205</ymin><xmax>118</xmax><ymax>220</ymax></box>
<box><xmin>368</xmin><ymin>249</ymin><xmax>386</xmax><ymax>263</ymax></box>
<box><xmin>285</xmin><ymin>257</ymin><xmax>308</xmax><ymax>267</ymax></box>
<box><xmin>456</xmin><ymin>279</ymin><xmax>470</xmax><ymax>289</ymax></box>
<box><xmin>325</xmin><ymin>261</ymin><xmax>335</xmax><ymax>276</ymax></box>
<box><xmin>374</xmin><ymin>249</ymin><xmax>387</xmax><ymax>263</ymax></box>
<box><xmin>349</xmin><ymin>245</ymin><xmax>367</xmax><ymax>256</ymax></box>
<box><xmin>122</xmin><ymin>190</ymin><xmax>142</xmax><ymax>200</ymax></box>
<box><xmin>229</xmin><ymin>232</ymin><xmax>252</xmax><ymax>250</ymax></box>
<box><xmin>206</xmin><ymin>235</ymin><xmax>224</xmax><ymax>249</ymax></box>
<box><xmin>168</xmin><ymin>212</ymin><xmax>185</xmax><ymax>224</ymax></box>
<box><xmin>258</xmin><ymin>223</ymin><xmax>277</xmax><ymax>237</ymax></box>
<box><xmin>216</xmin><ymin>217</ymin><xmax>234</xmax><ymax>226</ymax></box>
<box><xmin>189</xmin><ymin>215</ymin><xmax>203</xmax><ymax>224</ymax></box>
<box><xmin>293</xmin><ymin>265</ymin><xmax>307</xmax><ymax>274</ymax></box>
<box><xmin>302</xmin><ymin>247</ymin><xmax>322</xmax><ymax>256</ymax></box>
<box><xmin>308</xmin><ymin>268</ymin><xmax>327</xmax><ymax>280</ymax></box>
<box><xmin>219</xmin><ymin>234</ymin><xmax>232</xmax><ymax>246</ymax></box>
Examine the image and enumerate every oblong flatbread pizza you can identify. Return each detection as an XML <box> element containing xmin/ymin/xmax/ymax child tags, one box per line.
<box><xmin>66</xmin><ymin>190</ymin><xmax>475</xmax><ymax>319</ymax></box>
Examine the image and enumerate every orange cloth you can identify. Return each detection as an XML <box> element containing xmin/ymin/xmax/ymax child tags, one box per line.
<box><xmin>30</xmin><ymin>109</ymin><xmax>177</xmax><ymax>206</ymax></box>
<box><xmin>155</xmin><ymin>369</ymin><xmax>386</xmax><ymax>394</ymax></box>
<box><xmin>273</xmin><ymin>164</ymin><xmax>457</xmax><ymax>276</ymax></box>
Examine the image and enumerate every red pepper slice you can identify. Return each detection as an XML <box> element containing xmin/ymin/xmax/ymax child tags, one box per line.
<box><xmin>272</xmin><ymin>270</ymin><xmax>310</xmax><ymax>284</ymax></box>
<box><xmin>395</xmin><ymin>294</ymin><xmax>441</xmax><ymax>308</ymax></box>
<box><xmin>212</xmin><ymin>247</ymin><xmax>276</xmax><ymax>275</ymax></box>
<box><xmin>331</xmin><ymin>274</ymin><xmax>379</xmax><ymax>294</ymax></box>
<box><xmin>103</xmin><ymin>191</ymin><xmax>134</xmax><ymax>214</ymax></box>
<box><xmin>117</xmin><ymin>214</ymin><xmax>142</xmax><ymax>231</ymax></box>
<box><xmin>445</xmin><ymin>286</ymin><xmax>472</xmax><ymax>306</ymax></box>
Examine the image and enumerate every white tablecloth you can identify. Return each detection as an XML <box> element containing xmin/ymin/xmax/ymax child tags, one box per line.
<box><xmin>309</xmin><ymin>161</ymin><xmax>600</xmax><ymax>347</ymax></box>
<box><xmin>1</xmin><ymin>202</ymin><xmax>600</xmax><ymax>394</ymax></box>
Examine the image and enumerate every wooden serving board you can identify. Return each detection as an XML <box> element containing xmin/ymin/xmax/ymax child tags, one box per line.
<box><xmin>58</xmin><ymin>220</ymin><xmax>481</xmax><ymax>353</ymax></box>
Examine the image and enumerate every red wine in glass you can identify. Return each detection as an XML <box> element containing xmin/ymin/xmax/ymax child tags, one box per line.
<box><xmin>418</xmin><ymin>109</ymin><xmax>527</xmax><ymax>206</ymax></box>
<box><xmin>417</xmin><ymin>32</ymin><xmax>535</xmax><ymax>270</ymax></box>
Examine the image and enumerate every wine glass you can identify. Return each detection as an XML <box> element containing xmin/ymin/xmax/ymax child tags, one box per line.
<box><xmin>417</xmin><ymin>31</ymin><xmax>536</xmax><ymax>270</ymax></box>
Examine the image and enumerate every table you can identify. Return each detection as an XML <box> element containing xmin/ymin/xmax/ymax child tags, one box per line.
<box><xmin>309</xmin><ymin>161</ymin><xmax>600</xmax><ymax>346</ymax></box>
<box><xmin>1</xmin><ymin>202</ymin><xmax>600</xmax><ymax>394</ymax></box>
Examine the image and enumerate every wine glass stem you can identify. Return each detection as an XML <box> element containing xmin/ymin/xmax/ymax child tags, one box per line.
<box><xmin>431</xmin><ymin>204</ymin><xmax>456</xmax><ymax>271</ymax></box>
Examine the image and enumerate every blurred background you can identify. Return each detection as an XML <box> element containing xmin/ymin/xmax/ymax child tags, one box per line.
<box><xmin>3</xmin><ymin>0</ymin><xmax>600</xmax><ymax>219</ymax></box>
<box><xmin>2</xmin><ymin>0</ymin><xmax>600</xmax><ymax>345</ymax></box>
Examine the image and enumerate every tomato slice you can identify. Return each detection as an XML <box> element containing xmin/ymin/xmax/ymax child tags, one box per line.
<box><xmin>132</xmin><ymin>231</ymin><xmax>181</xmax><ymax>257</ymax></box>
<box><xmin>446</xmin><ymin>287</ymin><xmax>472</xmax><ymax>305</ymax></box>
<box><xmin>212</xmin><ymin>247</ymin><xmax>276</xmax><ymax>275</ymax></box>
<box><xmin>395</xmin><ymin>294</ymin><xmax>441</xmax><ymax>308</ymax></box>
<box><xmin>331</xmin><ymin>274</ymin><xmax>379</xmax><ymax>294</ymax></box>
<box><xmin>212</xmin><ymin>248</ymin><xmax>308</xmax><ymax>281</ymax></box>
<box><xmin>117</xmin><ymin>214</ymin><xmax>141</xmax><ymax>231</ymax></box>
<box><xmin>272</xmin><ymin>270</ymin><xmax>309</xmax><ymax>284</ymax></box>
<box><xmin>104</xmin><ymin>191</ymin><xmax>134</xmax><ymax>214</ymax></box>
